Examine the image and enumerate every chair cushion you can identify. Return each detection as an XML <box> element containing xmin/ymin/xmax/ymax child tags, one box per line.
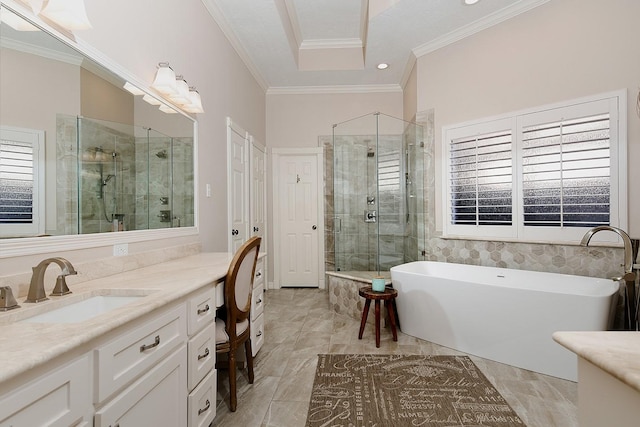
<box><xmin>215</xmin><ymin>317</ymin><xmax>250</xmax><ymax>344</ymax></box>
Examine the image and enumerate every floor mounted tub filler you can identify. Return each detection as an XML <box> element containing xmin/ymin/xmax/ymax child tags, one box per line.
<box><xmin>390</xmin><ymin>261</ymin><xmax>619</xmax><ymax>381</ymax></box>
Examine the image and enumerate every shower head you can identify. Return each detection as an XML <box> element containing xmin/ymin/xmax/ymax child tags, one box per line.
<box><xmin>156</xmin><ymin>149</ymin><xmax>168</xmax><ymax>159</ymax></box>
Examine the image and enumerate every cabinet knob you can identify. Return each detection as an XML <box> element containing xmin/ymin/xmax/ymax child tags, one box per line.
<box><xmin>312</xmin><ymin>225</ymin><xmax>317</xmax><ymax>230</ymax></box>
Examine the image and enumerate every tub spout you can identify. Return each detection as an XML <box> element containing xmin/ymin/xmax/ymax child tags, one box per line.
<box><xmin>580</xmin><ymin>226</ymin><xmax>634</xmax><ymax>274</ymax></box>
<box><xmin>581</xmin><ymin>226</ymin><xmax>637</xmax><ymax>330</ymax></box>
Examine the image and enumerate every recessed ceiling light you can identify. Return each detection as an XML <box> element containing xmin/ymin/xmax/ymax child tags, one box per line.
<box><xmin>377</xmin><ymin>63</ymin><xmax>389</xmax><ymax>70</ymax></box>
<box><xmin>464</xmin><ymin>0</ymin><xmax>480</xmax><ymax>5</ymax></box>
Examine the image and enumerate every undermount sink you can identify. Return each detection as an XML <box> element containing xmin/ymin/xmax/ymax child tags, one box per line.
<box><xmin>19</xmin><ymin>295</ymin><xmax>146</xmax><ymax>324</ymax></box>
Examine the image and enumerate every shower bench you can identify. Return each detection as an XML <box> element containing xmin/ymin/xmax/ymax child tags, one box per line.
<box><xmin>326</xmin><ymin>271</ymin><xmax>394</xmax><ymax>326</ymax></box>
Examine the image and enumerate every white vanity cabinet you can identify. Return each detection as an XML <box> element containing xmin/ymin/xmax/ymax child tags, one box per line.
<box><xmin>0</xmin><ymin>253</ymin><xmax>232</xmax><ymax>427</ymax></box>
<box><xmin>0</xmin><ymin>354</ymin><xmax>92</xmax><ymax>426</ymax></box>
<box><xmin>251</xmin><ymin>255</ymin><xmax>266</xmax><ymax>356</ymax></box>
<box><xmin>93</xmin><ymin>304</ymin><xmax>189</xmax><ymax>427</ymax></box>
<box><xmin>94</xmin><ymin>286</ymin><xmax>217</xmax><ymax>427</ymax></box>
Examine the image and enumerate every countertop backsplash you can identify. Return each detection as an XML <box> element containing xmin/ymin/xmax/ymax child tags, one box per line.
<box><xmin>0</xmin><ymin>242</ymin><xmax>201</xmax><ymax>299</ymax></box>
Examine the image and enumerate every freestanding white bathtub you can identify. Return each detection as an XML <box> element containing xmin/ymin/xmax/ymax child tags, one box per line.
<box><xmin>390</xmin><ymin>261</ymin><xmax>619</xmax><ymax>381</ymax></box>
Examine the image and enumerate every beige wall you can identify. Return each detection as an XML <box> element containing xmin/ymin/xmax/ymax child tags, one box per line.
<box><xmin>403</xmin><ymin>64</ymin><xmax>418</xmax><ymax>123</ymax></box>
<box><xmin>80</xmin><ymin>68</ymin><xmax>134</xmax><ymax>125</ymax></box>
<box><xmin>266</xmin><ymin>91</ymin><xmax>403</xmax><ymax>148</ymax></box>
<box><xmin>416</xmin><ymin>0</ymin><xmax>640</xmax><ymax>235</ymax></box>
<box><xmin>0</xmin><ymin>0</ymin><xmax>265</xmax><ymax>275</ymax></box>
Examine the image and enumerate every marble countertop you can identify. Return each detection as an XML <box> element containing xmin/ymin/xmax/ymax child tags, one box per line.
<box><xmin>0</xmin><ymin>252</ymin><xmax>233</xmax><ymax>384</ymax></box>
<box><xmin>553</xmin><ymin>331</ymin><xmax>640</xmax><ymax>391</ymax></box>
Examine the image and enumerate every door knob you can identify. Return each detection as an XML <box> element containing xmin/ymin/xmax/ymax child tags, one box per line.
<box><xmin>312</xmin><ymin>225</ymin><xmax>317</xmax><ymax>230</ymax></box>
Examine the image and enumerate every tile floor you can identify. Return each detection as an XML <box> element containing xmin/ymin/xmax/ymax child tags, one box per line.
<box><xmin>212</xmin><ymin>288</ymin><xmax>578</xmax><ymax>427</ymax></box>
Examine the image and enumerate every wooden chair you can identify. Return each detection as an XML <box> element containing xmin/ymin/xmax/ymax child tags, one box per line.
<box><xmin>215</xmin><ymin>236</ymin><xmax>261</xmax><ymax>412</ymax></box>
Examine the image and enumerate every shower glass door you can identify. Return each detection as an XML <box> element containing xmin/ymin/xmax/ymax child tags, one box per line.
<box><xmin>330</xmin><ymin>112</ymin><xmax>425</xmax><ymax>273</ymax></box>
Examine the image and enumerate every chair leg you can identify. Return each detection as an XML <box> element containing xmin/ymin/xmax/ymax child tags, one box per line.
<box><xmin>245</xmin><ymin>339</ymin><xmax>254</xmax><ymax>384</ymax></box>
<box><xmin>228</xmin><ymin>349</ymin><xmax>237</xmax><ymax>412</ymax></box>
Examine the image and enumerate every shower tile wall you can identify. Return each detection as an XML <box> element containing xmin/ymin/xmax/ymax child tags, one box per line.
<box><xmin>78</xmin><ymin>119</ymin><xmax>136</xmax><ymax>234</ymax></box>
<box><xmin>171</xmin><ymin>137</ymin><xmax>194</xmax><ymax>228</ymax></box>
<box><xmin>55</xmin><ymin>115</ymin><xmax>79</xmax><ymax>235</ymax></box>
<box><xmin>134</xmin><ymin>136</ymin><xmax>194</xmax><ymax>230</ymax></box>
<box><xmin>56</xmin><ymin>116</ymin><xmax>136</xmax><ymax>234</ymax></box>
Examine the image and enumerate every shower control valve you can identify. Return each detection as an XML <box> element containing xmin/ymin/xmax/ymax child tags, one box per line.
<box><xmin>364</xmin><ymin>210</ymin><xmax>377</xmax><ymax>223</ymax></box>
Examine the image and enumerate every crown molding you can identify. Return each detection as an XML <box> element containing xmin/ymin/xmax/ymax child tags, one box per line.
<box><xmin>300</xmin><ymin>38</ymin><xmax>363</xmax><ymax>50</ymax></box>
<box><xmin>201</xmin><ymin>0</ymin><xmax>269</xmax><ymax>92</ymax></box>
<box><xmin>413</xmin><ymin>0</ymin><xmax>551</xmax><ymax>58</ymax></box>
<box><xmin>266</xmin><ymin>84</ymin><xmax>402</xmax><ymax>95</ymax></box>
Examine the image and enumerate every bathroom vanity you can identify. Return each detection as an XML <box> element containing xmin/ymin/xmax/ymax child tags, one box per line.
<box><xmin>553</xmin><ymin>331</ymin><xmax>640</xmax><ymax>427</ymax></box>
<box><xmin>0</xmin><ymin>252</ymin><xmax>236</xmax><ymax>427</ymax></box>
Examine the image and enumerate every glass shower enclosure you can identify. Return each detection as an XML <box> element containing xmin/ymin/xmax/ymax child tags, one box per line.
<box><xmin>325</xmin><ymin>112</ymin><xmax>425</xmax><ymax>273</ymax></box>
<box><xmin>56</xmin><ymin>115</ymin><xmax>194</xmax><ymax>235</ymax></box>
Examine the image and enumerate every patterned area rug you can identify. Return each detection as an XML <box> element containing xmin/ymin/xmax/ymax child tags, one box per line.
<box><xmin>306</xmin><ymin>354</ymin><xmax>526</xmax><ymax>427</ymax></box>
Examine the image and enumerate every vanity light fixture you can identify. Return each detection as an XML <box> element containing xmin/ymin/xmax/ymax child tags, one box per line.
<box><xmin>169</xmin><ymin>76</ymin><xmax>191</xmax><ymax>105</ymax></box>
<box><xmin>122</xmin><ymin>82</ymin><xmax>145</xmax><ymax>96</ymax></box>
<box><xmin>183</xmin><ymin>88</ymin><xmax>204</xmax><ymax>114</ymax></box>
<box><xmin>150</xmin><ymin>62</ymin><xmax>205</xmax><ymax>114</ymax></box>
<box><xmin>377</xmin><ymin>63</ymin><xmax>389</xmax><ymax>70</ymax></box>
<box><xmin>151</xmin><ymin>62</ymin><xmax>178</xmax><ymax>96</ymax></box>
<box><xmin>39</xmin><ymin>0</ymin><xmax>92</xmax><ymax>30</ymax></box>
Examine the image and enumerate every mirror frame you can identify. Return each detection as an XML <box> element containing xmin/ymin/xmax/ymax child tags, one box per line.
<box><xmin>0</xmin><ymin>0</ymin><xmax>199</xmax><ymax>258</ymax></box>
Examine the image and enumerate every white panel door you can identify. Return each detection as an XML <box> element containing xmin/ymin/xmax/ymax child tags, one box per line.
<box><xmin>227</xmin><ymin>119</ymin><xmax>248</xmax><ymax>253</ymax></box>
<box><xmin>277</xmin><ymin>154</ymin><xmax>319</xmax><ymax>287</ymax></box>
<box><xmin>250</xmin><ymin>138</ymin><xmax>266</xmax><ymax>240</ymax></box>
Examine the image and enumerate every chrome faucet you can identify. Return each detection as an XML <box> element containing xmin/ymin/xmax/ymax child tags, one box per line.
<box><xmin>580</xmin><ymin>226</ymin><xmax>634</xmax><ymax>278</ymax></box>
<box><xmin>25</xmin><ymin>257</ymin><xmax>77</xmax><ymax>303</ymax></box>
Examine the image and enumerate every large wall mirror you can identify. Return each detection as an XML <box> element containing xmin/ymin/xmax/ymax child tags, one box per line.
<box><xmin>0</xmin><ymin>3</ymin><xmax>197</xmax><ymax>257</ymax></box>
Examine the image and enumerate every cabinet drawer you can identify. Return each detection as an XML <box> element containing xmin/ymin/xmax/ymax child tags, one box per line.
<box><xmin>95</xmin><ymin>304</ymin><xmax>187</xmax><ymax>403</ymax></box>
<box><xmin>188</xmin><ymin>369</ymin><xmax>216</xmax><ymax>427</ymax></box>
<box><xmin>94</xmin><ymin>346</ymin><xmax>187</xmax><ymax>427</ymax></box>
<box><xmin>0</xmin><ymin>354</ymin><xmax>91</xmax><ymax>427</ymax></box>
<box><xmin>251</xmin><ymin>312</ymin><xmax>264</xmax><ymax>357</ymax></box>
<box><xmin>254</xmin><ymin>257</ymin><xmax>265</xmax><ymax>288</ymax></box>
<box><xmin>251</xmin><ymin>283</ymin><xmax>265</xmax><ymax>320</ymax></box>
<box><xmin>187</xmin><ymin>286</ymin><xmax>215</xmax><ymax>336</ymax></box>
<box><xmin>187</xmin><ymin>323</ymin><xmax>215</xmax><ymax>392</ymax></box>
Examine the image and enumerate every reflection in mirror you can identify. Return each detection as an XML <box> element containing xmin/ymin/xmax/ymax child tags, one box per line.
<box><xmin>0</xmin><ymin>4</ymin><xmax>196</xmax><ymax>241</ymax></box>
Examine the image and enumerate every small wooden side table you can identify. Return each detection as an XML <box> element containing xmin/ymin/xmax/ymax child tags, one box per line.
<box><xmin>358</xmin><ymin>286</ymin><xmax>398</xmax><ymax>348</ymax></box>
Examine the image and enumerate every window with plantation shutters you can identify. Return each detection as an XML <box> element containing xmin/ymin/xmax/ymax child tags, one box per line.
<box><xmin>450</xmin><ymin>129</ymin><xmax>513</xmax><ymax>226</ymax></box>
<box><xmin>521</xmin><ymin>113</ymin><xmax>610</xmax><ymax>228</ymax></box>
<box><xmin>0</xmin><ymin>127</ymin><xmax>45</xmax><ymax>237</ymax></box>
<box><xmin>443</xmin><ymin>91</ymin><xmax>626</xmax><ymax>243</ymax></box>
